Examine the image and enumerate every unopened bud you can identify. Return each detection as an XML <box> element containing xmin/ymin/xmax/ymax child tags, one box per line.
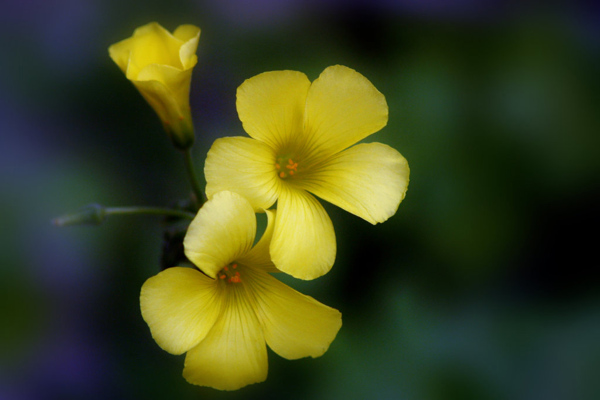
<box><xmin>108</xmin><ymin>22</ymin><xmax>200</xmax><ymax>150</ymax></box>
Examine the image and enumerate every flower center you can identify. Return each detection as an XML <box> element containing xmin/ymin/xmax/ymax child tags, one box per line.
<box><xmin>275</xmin><ymin>156</ymin><xmax>299</xmax><ymax>179</ymax></box>
<box><xmin>217</xmin><ymin>263</ymin><xmax>242</xmax><ymax>284</ymax></box>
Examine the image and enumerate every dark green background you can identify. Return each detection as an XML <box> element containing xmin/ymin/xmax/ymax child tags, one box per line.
<box><xmin>1</xmin><ymin>1</ymin><xmax>599</xmax><ymax>399</ymax></box>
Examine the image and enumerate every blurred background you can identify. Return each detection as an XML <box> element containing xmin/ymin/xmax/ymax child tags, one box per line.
<box><xmin>1</xmin><ymin>0</ymin><xmax>599</xmax><ymax>399</ymax></box>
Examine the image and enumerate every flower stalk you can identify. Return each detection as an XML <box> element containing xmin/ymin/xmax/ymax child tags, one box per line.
<box><xmin>53</xmin><ymin>204</ymin><xmax>195</xmax><ymax>227</ymax></box>
<box><xmin>182</xmin><ymin>148</ymin><xmax>206</xmax><ymax>206</ymax></box>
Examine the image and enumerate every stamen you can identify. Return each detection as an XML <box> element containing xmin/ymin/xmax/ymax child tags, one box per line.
<box><xmin>218</xmin><ymin>263</ymin><xmax>242</xmax><ymax>284</ymax></box>
<box><xmin>276</xmin><ymin>155</ymin><xmax>299</xmax><ymax>179</ymax></box>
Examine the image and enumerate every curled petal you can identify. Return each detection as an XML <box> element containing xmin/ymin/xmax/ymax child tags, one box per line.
<box><xmin>205</xmin><ymin>137</ymin><xmax>279</xmax><ymax>211</ymax></box>
<box><xmin>299</xmin><ymin>143</ymin><xmax>409</xmax><ymax>224</ymax></box>
<box><xmin>182</xmin><ymin>289</ymin><xmax>268</xmax><ymax>390</ymax></box>
<box><xmin>237</xmin><ymin>70</ymin><xmax>311</xmax><ymax>150</ymax></box>
<box><xmin>173</xmin><ymin>25</ymin><xmax>201</xmax><ymax>69</ymax></box>
<box><xmin>137</xmin><ymin>61</ymin><xmax>192</xmax><ymax>102</ymax></box>
<box><xmin>184</xmin><ymin>191</ymin><xmax>256</xmax><ymax>278</ymax></box>
<box><xmin>140</xmin><ymin>267</ymin><xmax>221</xmax><ymax>355</ymax></box>
<box><xmin>303</xmin><ymin>65</ymin><xmax>388</xmax><ymax>160</ymax></box>
<box><xmin>270</xmin><ymin>187</ymin><xmax>336</xmax><ymax>280</ymax></box>
<box><xmin>248</xmin><ymin>270</ymin><xmax>342</xmax><ymax>359</ymax></box>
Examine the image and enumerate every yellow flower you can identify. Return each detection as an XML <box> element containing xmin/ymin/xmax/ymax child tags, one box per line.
<box><xmin>140</xmin><ymin>191</ymin><xmax>342</xmax><ymax>391</ymax></box>
<box><xmin>205</xmin><ymin>65</ymin><xmax>410</xmax><ymax>280</ymax></box>
<box><xmin>109</xmin><ymin>22</ymin><xmax>200</xmax><ymax>149</ymax></box>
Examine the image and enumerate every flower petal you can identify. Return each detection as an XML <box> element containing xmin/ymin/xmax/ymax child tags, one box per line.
<box><xmin>140</xmin><ymin>267</ymin><xmax>221</xmax><ymax>355</ymax></box>
<box><xmin>129</xmin><ymin>75</ymin><xmax>195</xmax><ymax>148</ymax></box>
<box><xmin>182</xmin><ymin>288</ymin><xmax>268</xmax><ymax>390</ymax></box>
<box><xmin>237</xmin><ymin>209</ymin><xmax>278</xmax><ymax>272</ymax></box>
<box><xmin>205</xmin><ymin>137</ymin><xmax>279</xmax><ymax>211</ymax></box>
<box><xmin>184</xmin><ymin>191</ymin><xmax>256</xmax><ymax>278</ymax></box>
<box><xmin>236</xmin><ymin>70</ymin><xmax>311</xmax><ymax>150</ymax></box>
<box><xmin>131</xmin><ymin>78</ymin><xmax>175</xmax><ymax>124</ymax></box>
<box><xmin>298</xmin><ymin>142</ymin><xmax>409</xmax><ymax>224</ymax></box>
<box><xmin>107</xmin><ymin>39</ymin><xmax>131</xmax><ymax>74</ymax></box>
<box><xmin>110</xmin><ymin>22</ymin><xmax>184</xmax><ymax>79</ymax></box>
<box><xmin>173</xmin><ymin>25</ymin><xmax>201</xmax><ymax>69</ymax></box>
<box><xmin>270</xmin><ymin>187</ymin><xmax>336</xmax><ymax>280</ymax></box>
<box><xmin>303</xmin><ymin>65</ymin><xmax>388</xmax><ymax>159</ymax></box>
<box><xmin>247</xmin><ymin>269</ymin><xmax>342</xmax><ymax>359</ymax></box>
<box><xmin>134</xmin><ymin>64</ymin><xmax>193</xmax><ymax>117</ymax></box>
<box><xmin>109</xmin><ymin>23</ymin><xmax>166</xmax><ymax>74</ymax></box>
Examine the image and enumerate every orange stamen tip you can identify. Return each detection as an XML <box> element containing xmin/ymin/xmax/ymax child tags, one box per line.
<box><xmin>219</xmin><ymin>275</ymin><xmax>226</xmax><ymax>279</ymax></box>
<box><xmin>235</xmin><ymin>271</ymin><xmax>240</xmax><ymax>276</ymax></box>
<box><xmin>289</xmin><ymin>170</ymin><xmax>294</xmax><ymax>175</ymax></box>
<box><xmin>288</xmin><ymin>159</ymin><xmax>293</xmax><ymax>164</ymax></box>
<box><xmin>232</xmin><ymin>264</ymin><xmax>237</xmax><ymax>269</ymax></box>
<box><xmin>224</xmin><ymin>266</ymin><xmax>229</xmax><ymax>271</ymax></box>
<box><xmin>279</xmin><ymin>172</ymin><xmax>286</xmax><ymax>178</ymax></box>
<box><xmin>230</xmin><ymin>276</ymin><xmax>241</xmax><ymax>283</ymax></box>
<box><xmin>275</xmin><ymin>163</ymin><xmax>280</xmax><ymax>169</ymax></box>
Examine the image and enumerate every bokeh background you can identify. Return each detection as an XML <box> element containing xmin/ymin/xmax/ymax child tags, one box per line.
<box><xmin>1</xmin><ymin>1</ymin><xmax>599</xmax><ymax>399</ymax></box>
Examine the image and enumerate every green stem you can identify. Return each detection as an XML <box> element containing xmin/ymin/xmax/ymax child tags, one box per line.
<box><xmin>106</xmin><ymin>206</ymin><xmax>195</xmax><ymax>220</ymax></box>
<box><xmin>182</xmin><ymin>148</ymin><xmax>206</xmax><ymax>206</ymax></box>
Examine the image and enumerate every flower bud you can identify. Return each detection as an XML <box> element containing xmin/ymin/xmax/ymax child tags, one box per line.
<box><xmin>109</xmin><ymin>22</ymin><xmax>201</xmax><ymax>149</ymax></box>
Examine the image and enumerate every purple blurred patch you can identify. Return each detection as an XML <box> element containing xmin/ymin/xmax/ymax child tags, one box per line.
<box><xmin>1</xmin><ymin>0</ymin><xmax>104</xmax><ymax>73</ymax></box>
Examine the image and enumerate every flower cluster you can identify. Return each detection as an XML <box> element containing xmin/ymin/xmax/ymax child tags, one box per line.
<box><xmin>59</xmin><ymin>21</ymin><xmax>410</xmax><ymax>391</ymax></box>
